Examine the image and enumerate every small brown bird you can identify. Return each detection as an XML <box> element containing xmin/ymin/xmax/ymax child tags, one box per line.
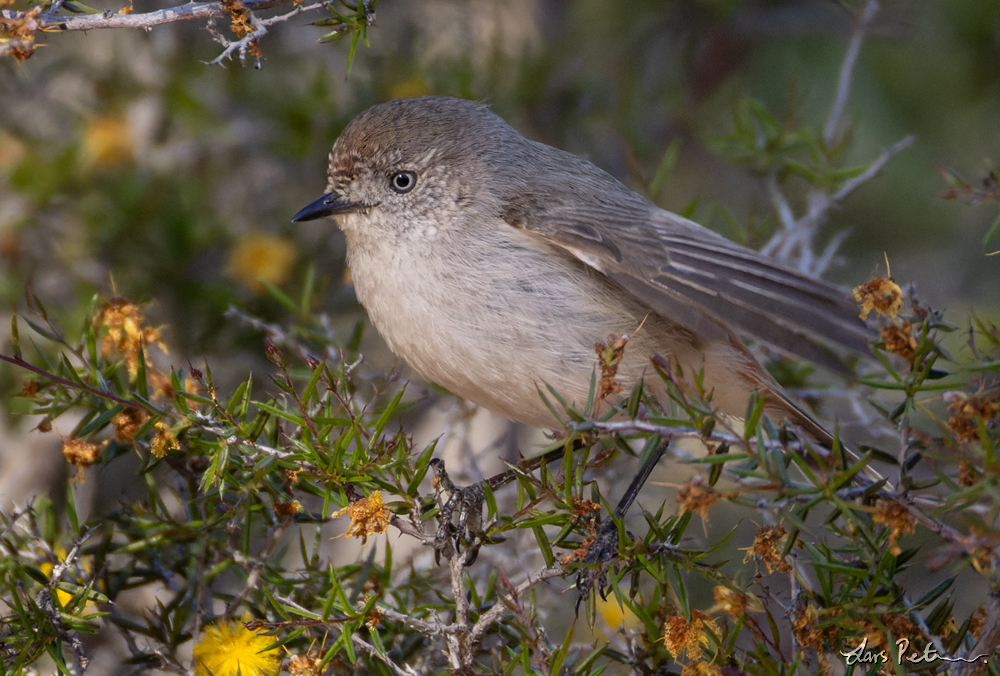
<box><xmin>293</xmin><ymin>96</ymin><xmax>868</xmax><ymax>444</ymax></box>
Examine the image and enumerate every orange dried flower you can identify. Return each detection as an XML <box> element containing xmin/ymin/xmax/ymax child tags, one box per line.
<box><xmin>676</xmin><ymin>477</ymin><xmax>719</xmax><ymax>520</ymax></box>
<box><xmin>959</xmin><ymin>460</ymin><xmax>978</xmax><ymax>487</ymax></box>
<box><xmin>21</xmin><ymin>379</ymin><xmax>38</xmax><ymax>399</ymax></box>
<box><xmin>571</xmin><ymin>497</ymin><xmax>601</xmax><ymax>516</ymax></box>
<box><xmin>93</xmin><ymin>298</ymin><xmax>167</xmax><ymax>378</ymax></box>
<box><xmin>112</xmin><ymin>407</ymin><xmax>150</xmax><ymax>445</ymax></box>
<box><xmin>969</xmin><ymin>606</ymin><xmax>988</xmax><ymax>639</ymax></box>
<box><xmin>221</xmin><ymin>0</ymin><xmax>251</xmax><ymax>36</ymax></box>
<box><xmin>881</xmin><ymin>321</ymin><xmax>918</xmax><ymax>360</ymax></box>
<box><xmin>62</xmin><ymin>437</ymin><xmax>105</xmax><ymax>481</ymax></box>
<box><xmin>945</xmin><ymin>391</ymin><xmax>999</xmax><ymax>443</ymax></box>
<box><xmin>331</xmin><ymin>492</ymin><xmax>390</xmax><ymax>544</ymax></box>
<box><xmin>560</xmin><ymin>518</ymin><xmax>599</xmax><ymax>566</ymax></box>
<box><xmin>741</xmin><ymin>524</ymin><xmax>791</xmax><ymax>574</ymax></box>
<box><xmin>662</xmin><ymin>610</ymin><xmax>718</xmax><ymax>659</ymax></box>
<box><xmin>274</xmin><ymin>500</ymin><xmax>301</xmax><ymax>517</ymax></box>
<box><xmin>872</xmin><ymin>499</ymin><xmax>916</xmax><ymax>556</ymax></box>
<box><xmin>287</xmin><ymin>651</ymin><xmax>323</xmax><ymax>676</ymax></box>
<box><xmin>709</xmin><ymin>586</ymin><xmax>760</xmax><ymax>618</ymax></box>
<box><xmin>594</xmin><ymin>333</ymin><xmax>628</xmax><ymax>404</ymax></box>
<box><xmin>853</xmin><ymin>277</ymin><xmax>903</xmax><ymax>320</ymax></box>
<box><xmin>0</xmin><ymin>6</ymin><xmax>41</xmax><ymax>60</ymax></box>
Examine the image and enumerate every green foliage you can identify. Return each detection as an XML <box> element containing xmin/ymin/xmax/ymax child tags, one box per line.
<box><xmin>2</xmin><ymin>1</ymin><xmax>1000</xmax><ymax>674</ymax></box>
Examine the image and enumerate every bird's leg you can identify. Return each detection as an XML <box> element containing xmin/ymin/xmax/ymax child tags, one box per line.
<box><xmin>429</xmin><ymin>442</ymin><xmax>579</xmax><ymax>566</ymax></box>
<box><xmin>575</xmin><ymin>440</ymin><xmax>668</xmax><ymax>601</ymax></box>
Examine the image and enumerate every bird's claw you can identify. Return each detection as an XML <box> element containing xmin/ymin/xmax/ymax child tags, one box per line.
<box><xmin>575</xmin><ymin>516</ymin><xmax>631</xmax><ymax>610</ymax></box>
<box><xmin>429</xmin><ymin>458</ymin><xmax>486</xmax><ymax>566</ymax></box>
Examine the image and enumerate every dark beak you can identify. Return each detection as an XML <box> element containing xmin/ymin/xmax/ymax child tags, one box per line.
<box><xmin>291</xmin><ymin>191</ymin><xmax>360</xmax><ymax>222</ymax></box>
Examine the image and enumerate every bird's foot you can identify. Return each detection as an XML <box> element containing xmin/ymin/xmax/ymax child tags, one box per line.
<box><xmin>574</xmin><ymin>515</ymin><xmax>632</xmax><ymax>610</ymax></box>
<box><xmin>429</xmin><ymin>458</ymin><xmax>486</xmax><ymax>567</ymax></box>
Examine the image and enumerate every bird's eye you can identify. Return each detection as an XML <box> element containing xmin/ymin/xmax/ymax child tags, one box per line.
<box><xmin>390</xmin><ymin>171</ymin><xmax>417</xmax><ymax>194</ymax></box>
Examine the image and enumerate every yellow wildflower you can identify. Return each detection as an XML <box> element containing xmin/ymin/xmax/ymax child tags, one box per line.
<box><xmin>82</xmin><ymin>115</ymin><xmax>133</xmax><ymax>168</ymax></box>
<box><xmin>93</xmin><ymin>298</ymin><xmax>167</xmax><ymax>378</ymax></box>
<box><xmin>227</xmin><ymin>232</ymin><xmax>296</xmax><ymax>293</ymax></box>
<box><xmin>193</xmin><ymin>613</ymin><xmax>280</xmax><ymax>676</ymax></box>
<box><xmin>331</xmin><ymin>492</ymin><xmax>390</xmax><ymax>544</ymax></box>
<box><xmin>150</xmin><ymin>422</ymin><xmax>179</xmax><ymax>458</ymax></box>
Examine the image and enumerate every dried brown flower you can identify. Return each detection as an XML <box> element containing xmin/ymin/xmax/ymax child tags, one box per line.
<box><xmin>945</xmin><ymin>391</ymin><xmax>999</xmax><ymax>443</ymax></box>
<box><xmin>62</xmin><ymin>437</ymin><xmax>105</xmax><ymax>481</ymax></box>
<box><xmin>663</xmin><ymin>610</ymin><xmax>718</xmax><ymax>659</ymax></box>
<box><xmin>112</xmin><ymin>407</ymin><xmax>150</xmax><ymax>445</ymax></box>
<box><xmin>872</xmin><ymin>499</ymin><xmax>916</xmax><ymax>556</ymax></box>
<box><xmin>742</xmin><ymin>524</ymin><xmax>791</xmax><ymax>574</ymax></box>
<box><xmin>274</xmin><ymin>500</ymin><xmax>301</xmax><ymax>518</ymax></box>
<box><xmin>676</xmin><ymin>477</ymin><xmax>720</xmax><ymax>521</ymax></box>
<box><xmin>881</xmin><ymin>321</ymin><xmax>918</xmax><ymax>360</ymax></box>
<box><xmin>853</xmin><ymin>277</ymin><xmax>903</xmax><ymax>320</ymax></box>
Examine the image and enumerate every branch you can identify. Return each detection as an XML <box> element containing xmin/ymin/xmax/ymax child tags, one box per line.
<box><xmin>33</xmin><ymin>0</ymin><xmax>290</xmax><ymax>32</ymax></box>
<box><xmin>823</xmin><ymin>0</ymin><xmax>880</xmax><ymax>148</ymax></box>
<box><xmin>951</xmin><ymin>590</ymin><xmax>1000</xmax><ymax>676</ymax></box>
<box><xmin>0</xmin><ymin>351</ymin><xmax>161</xmax><ymax>414</ymax></box>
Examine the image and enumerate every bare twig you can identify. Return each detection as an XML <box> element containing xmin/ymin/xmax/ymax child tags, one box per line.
<box><xmin>32</xmin><ymin>0</ymin><xmax>289</xmax><ymax>32</ymax></box>
<box><xmin>824</xmin><ymin>0</ymin><xmax>881</xmax><ymax>148</ymax></box>
<box><xmin>951</xmin><ymin>590</ymin><xmax>1000</xmax><ymax>676</ymax></box>
<box><xmin>468</xmin><ymin>565</ymin><xmax>564</xmax><ymax>649</ymax></box>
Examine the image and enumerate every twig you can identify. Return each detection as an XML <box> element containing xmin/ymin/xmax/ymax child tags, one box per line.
<box><xmin>830</xmin><ymin>135</ymin><xmax>915</xmax><ymax>205</ymax></box>
<box><xmin>951</xmin><ymin>590</ymin><xmax>1000</xmax><ymax>676</ymax></box>
<box><xmin>467</xmin><ymin>565</ymin><xmax>564</xmax><ymax>649</ymax></box>
<box><xmin>0</xmin><ymin>351</ymin><xmax>160</xmax><ymax>414</ymax></box>
<box><xmin>207</xmin><ymin>2</ymin><xmax>327</xmax><ymax>65</ymax></box>
<box><xmin>350</xmin><ymin>634</ymin><xmax>421</xmax><ymax>676</ymax></box>
<box><xmin>823</xmin><ymin>0</ymin><xmax>880</xmax><ymax>148</ymax></box>
<box><xmin>34</xmin><ymin>0</ymin><xmax>289</xmax><ymax>31</ymax></box>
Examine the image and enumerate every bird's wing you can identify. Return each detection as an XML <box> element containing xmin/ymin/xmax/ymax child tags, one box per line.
<box><xmin>500</xmin><ymin>188</ymin><xmax>869</xmax><ymax>376</ymax></box>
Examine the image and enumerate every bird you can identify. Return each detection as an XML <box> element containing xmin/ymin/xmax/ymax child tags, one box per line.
<box><xmin>292</xmin><ymin>96</ymin><xmax>869</xmax><ymax>447</ymax></box>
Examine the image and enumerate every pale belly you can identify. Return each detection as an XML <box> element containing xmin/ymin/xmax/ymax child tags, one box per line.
<box><xmin>346</xmin><ymin>222</ymin><xmax>748</xmax><ymax>429</ymax></box>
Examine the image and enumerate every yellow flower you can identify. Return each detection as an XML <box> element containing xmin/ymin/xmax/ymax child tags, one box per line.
<box><xmin>150</xmin><ymin>422</ymin><xmax>179</xmax><ymax>458</ymax></box>
<box><xmin>193</xmin><ymin>613</ymin><xmax>280</xmax><ymax>676</ymax></box>
<box><xmin>93</xmin><ymin>298</ymin><xmax>167</xmax><ymax>378</ymax></box>
<box><xmin>227</xmin><ymin>232</ymin><xmax>296</xmax><ymax>293</ymax></box>
<box><xmin>82</xmin><ymin>115</ymin><xmax>134</xmax><ymax>168</ymax></box>
<box><xmin>331</xmin><ymin>491</ymin><xmax>391</xmax><ymax>544</ymax></box>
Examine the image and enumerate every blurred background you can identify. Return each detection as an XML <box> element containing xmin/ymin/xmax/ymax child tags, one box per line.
<box><xmin>0</xmin><ymin>0</ymin><xmax>995</xmax><ymax>510</ymax></box>
<box><xmin>1</xmin><ymin>0</ymin><xmax>999</xmax><ymax>670</ymax></box>
<box><xmin>2</xmin><ymin>0</ymin><xmax>999</xmax><ymax>526</ymax></box>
